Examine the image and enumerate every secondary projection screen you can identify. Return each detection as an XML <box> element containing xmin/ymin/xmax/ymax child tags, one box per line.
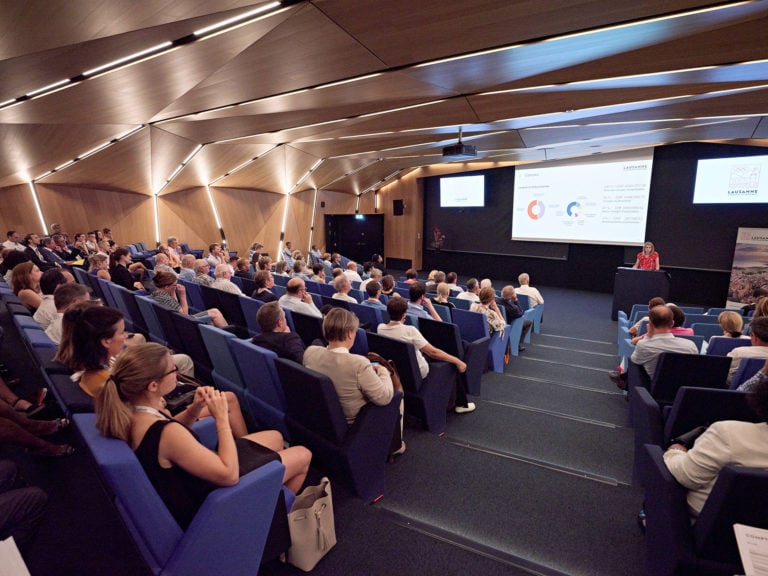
<box><xmin>511</xmin><ymin>152</ymin><xmax>654</xmax><ymax>245</ymax></box>
<box><xmin>693</xmin><ymin>155</ymin><xmax>768</xmax><ymax>204</ymax></box>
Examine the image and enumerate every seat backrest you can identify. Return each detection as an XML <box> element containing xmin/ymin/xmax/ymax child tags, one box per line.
<box><xmin>694</xmin><ymin>465</ymin><xmax>768</xmax><ymax>563</ymax></box>
<box><xmin>199</xmin><ymin>324</ymin><xmax>241</xmax><ymax>387</ymax></box>
<box><xmin>663</xmin><ymin>387</ymin><xmax>760</xmax><ymax>442</ymax></box>
<box><xmin>706</xmin><ymin>336</ymin><xmax>751</xmax><ymax>356</ymax></box>
<box><xmin>199</xmin><ymin>284</ymin><xmax>222</xmax><ymax>311</ymax></box>
<box><xmin>229</xmin><ymin>339</ymin><xmax>286</xmax><ymax>409</ymax></box>
<box><xmin>168</xmin><ymin>312</ymin><xmax>214</xmax><ymax>376</ymax></box>
<box><xmin>71</xmin><ymin>266</ymin><xmax>91</xmax><ymax>287</ymax></box>
<box><xmin>73</xmin><ymin>413</ymin><xmax>183</xmax><ymax>572</ymax></box>
<box><xmin>650</xmin><ymin>353</ymin><xmax>731</xmax><ymax>405</ymax></box>
<box><xmin>348</xmin><ymin>301</ymin><xmax>383</xmax><ymax>331</ymax></box>
<box><xmin>350</xmin><ymin>327</ymin><xmax>368</xmax><ymax>356</ymax></box>
<box><xmin>178</xmin><ymin>279</ymin><xmax>205</xmax><ymax>312</ymax></box>
<box><xmin>110</xmin><ymin>284</ymin><xmax>148</xmax><ymax>335</ymax></box>
<box><xmin>683</xmin><ymin>313</ymin><xmax>719</xmax><ymax>327</ymax></box>
<box><xmin>96</xmin><ymin>278</ymin><xmax>119</xmax><ymax>308</ymax></box>
<box><xmin>693</xmin><ymin>323</ymin><xmax>727</xmax><ymax>341</ymax></box>
<box><xmin>365</xmin><ymin>331</ymin><xmax>423</xmax><ymax>393</ymax></box>
<box><xmin>151</xmin><ymin>304</ymin><xmax>186</xmax><ymax>354</ymax></box>
<box><xmin>214</xmin><ymin>289</ymin><xmax>247</xmax><ymax>327</ymax></box>
<box><xmin>134</xmin><ymin>295</ymin><xmax>168</xmax><ymax>346</ymax></box>
<box><xmin>451</xmin><ymin>308</ymin><xmax>490</xmax><ymax>342</ymax></box>
<box><xmin>274</xmin><ymin>358</ymin><xmax>349</xmax><ymax>445</ymax></box>
<box><xmin>417</xmin><ymin>316</ymin><xmax>464</xmax><ymax>359</ymax></box>
<box><xmin>516</xmin><ymin>293</ymin><xmax>531</xmax><ymax>312</ymax></box>
<box><xmin>271</xmin><ymin>284</ymin><xmax>287</xmax><ymax>298</ymax></box>
<box><xmin>290</xmin><ymin>310</ymin><xmax>325</xmax><ymax>347</ymax></box>
<box><xmin>239</xmin><ymin>277</ymin><xmax>258</xmax><ymax>297</ymax></box>
<box><xmin>675</xmin><ymin>334</ymin><xmax>705</xmax><ymax>352</ymax></box>
<box><xmin>321</xmin><ymin>295</ymin><xmax>348</xmax><ymax>310</ymax></box>
<box><xmin>431</xmin><ymin>303</ymin><xmax>452</xmax><ymax>323</ymax></box>
<box><xmin>237</xmin><ymin>295</ymin><xmax>263</xmax><ymax>334</ymax></box>
<box><xmin>730</xmin><ymin>356</ymin><xmax>765</xmax><ymax>389</ymax></box>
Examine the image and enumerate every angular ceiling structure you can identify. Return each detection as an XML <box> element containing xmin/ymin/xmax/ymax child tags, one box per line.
<box><xmin>1</xmin><ymin>0</ymin><xmax>767</xmax><ymax>197</ymax></box>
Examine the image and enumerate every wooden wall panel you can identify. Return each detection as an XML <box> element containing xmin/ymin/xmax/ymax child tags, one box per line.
<box><xmin>286</xmin><ymin>190</ymin><xmax>315</xmax><ymax>256</ymax></box>
<box><xmin>0</xmin><ymin>184</ymin><xmax>39</xmax><ymax>236</ymax></box>
<box><xmin>37</xmin><ymin>184</ymin><xmax>154</xmax><ymax>245</ymax></box>
<box><xmin>314</xmin><ymin>190</ymin><xmax>360</xmax><ymax>254</ymax></box>
<box><xmin>212</xmin><ymin>187</ymin><xmax>285</xmax><ymax>258</ymax></box>
<box><xmin>158</xmin><ymin>187</ymin><xmax>220</xmax><ymax>252</ymax></box>
<box><xmin>378</xmin><ymin>173</ymin><xmax>423</xmax><ymax>270</ymax></box>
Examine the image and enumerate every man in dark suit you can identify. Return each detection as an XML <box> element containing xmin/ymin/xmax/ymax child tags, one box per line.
<box><xmin>39</xmin><ymin>237</ymin><xmax>67</xmax><ymax>266</ymax></box>
<box><xmin>250</xmin><ymin>301</ymin><xmax>305</xmax><ymax>364</ymax></box>
<box><xmin>499</xmin><ymin>285</ymin><xmax>532</xmax><ymax>352</ymax></box>
<box><xmin>23</xmin><ymin>233</ymin><xmax>56</xmax><ymax>271</ymax></box>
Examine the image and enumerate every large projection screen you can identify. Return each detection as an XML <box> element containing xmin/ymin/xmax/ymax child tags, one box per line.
<box><xmin>511</xmin><ymin>151</ymin><xmax>654</xmax><ymax>245</ymax></box>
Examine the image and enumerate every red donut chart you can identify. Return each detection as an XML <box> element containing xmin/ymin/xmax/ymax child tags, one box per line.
<box><xmin>527</xmin><ymin>200</ymin><xmax>545</xmax><ymax>219</ymax></box>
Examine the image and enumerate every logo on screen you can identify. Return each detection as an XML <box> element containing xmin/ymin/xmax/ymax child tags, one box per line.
<box><xmin>566</xmin><ymin>202</ymin><xmax>582</xmax><ymax>217</ymax></box>
<box><xmin>527</xmin><ymin>200</ymin><xmax>545</xmax><ymax>220</ymax></box>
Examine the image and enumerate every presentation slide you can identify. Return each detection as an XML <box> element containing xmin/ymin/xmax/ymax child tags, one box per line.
<box><xmin>693</xmin><ymin>155</ymin><xmax>768</xmax><ymax>204</ymax></box>
<box><xmin>440</xmin><ymin>175</ymin><xmax>485</xmax><ymax>207</ymax></box>
<box><xmin>512</xmin><ymin>157</ymin><xmax>653</xmax><ymax>245</ymax></box>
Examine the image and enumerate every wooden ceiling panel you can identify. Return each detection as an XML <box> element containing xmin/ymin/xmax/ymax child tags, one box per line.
<box><xmin>150</xmin><ymin>127</ymin><xmax>202</xmax><ymax>195</ymax></box>
<box><xmin>214</xmin><ymin>146</ymin><xmax>288</xmax><ymax>192</ymax></box>
<box><xmin>314</xmin><ymin>0</ymin><xmax>727</xmax><ymax>67</ymax></box>
<box><xmin>157</xmin><ymin>4</ymin><xmax>387</xmax><ymax>119</ymax></box>
<box><xmin>43</xmin><ymin>128</ymin><xmax>152</xmax><ymax>194</ymax></box>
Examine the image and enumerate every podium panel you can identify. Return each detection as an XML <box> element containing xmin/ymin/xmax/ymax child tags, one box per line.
<box><xmin>611</xmin><ymin>268</ymin><xmax>670</xmax><ymax>320</ymax></box>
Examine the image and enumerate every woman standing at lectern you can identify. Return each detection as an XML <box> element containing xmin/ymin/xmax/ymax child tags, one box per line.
<box><xmin>633</xmin><ymin>241</ymin><xmax>660</xmax><ymax>271</ymax></box>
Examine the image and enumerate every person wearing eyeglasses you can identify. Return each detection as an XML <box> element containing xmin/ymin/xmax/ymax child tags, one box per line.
<box><xmin>279</xmin><ymin>278</ymin><xmax>322</xmax><ymax>318</ymax></box>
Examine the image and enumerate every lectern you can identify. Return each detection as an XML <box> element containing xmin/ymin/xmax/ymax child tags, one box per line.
<box><xmin>611</xmin><ymin>267</ymin><xmax>670</xmax><ymax>320</ymax></box>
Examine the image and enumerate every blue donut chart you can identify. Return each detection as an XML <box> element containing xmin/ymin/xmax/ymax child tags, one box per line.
<box><xmin>566</xmin><ymin>201</ymin><xmax>582</xmax><ymax>217</ymax></box>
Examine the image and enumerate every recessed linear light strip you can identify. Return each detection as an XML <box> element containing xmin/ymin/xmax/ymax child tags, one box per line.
<box><xmin>208</xmin><ymin>145</ymin><xmax>280</xmax><ymax>185</ymax></box>
<box><xmin>319</xmin><ymin>158</ymin><xmax>383</xmax><ymax>189</ymax></box>
<box><xmin>27</xmin><ymin>182</ymin><xmax>48</xmax><ymax>233</ymax></box>
<box><xmin>360</xmin><ymin>169</ymin><xmax>404</xmax><ymax>196</ymax></box>
<box><xmin>0</xmin><ymin>3</ymin><xmax>291</xmax><ymax>112</ymax></box>
<box><xmin>34</xmin><ymin>125</ymin><xmax>146</xmax><ymax>181</ymax></box>
<box><xmin>291</xmin><ymin>159</ymin><xmax>324</xmax><ymax>192</ymax></box>
<box><xmin>156</xmin><ymin>144</ymin><xmax>203</xmax><ymax>195</ymax></box>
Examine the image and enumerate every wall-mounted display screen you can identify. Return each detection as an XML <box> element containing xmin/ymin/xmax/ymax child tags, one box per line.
<box><xmin>440</xmin><ymin>175</ymin><xmax>485</xmax><ymax>207</ymax></box>
<box><xmin>693</xmin><ymin>155</ymin><xmax>768</xmax><ymax>204</ymax></box>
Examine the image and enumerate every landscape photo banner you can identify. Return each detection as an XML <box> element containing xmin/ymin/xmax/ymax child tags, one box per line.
<box><xmin>726</xmin><ymin>227</ymin><xmax>768</xmax><ymax>308</ymax></box>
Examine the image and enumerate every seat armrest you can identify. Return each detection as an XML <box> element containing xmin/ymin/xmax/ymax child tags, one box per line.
<box><xmin>168</xmin><ymin>460</ymin><xmax>285</xmax><ymax>575</ymax></box>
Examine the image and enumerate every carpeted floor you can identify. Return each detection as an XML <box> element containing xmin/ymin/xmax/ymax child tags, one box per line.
<box><xmin>3</xmin><ymin>285</ymin><xmax>647</xmax><ymax>576</ymax></box>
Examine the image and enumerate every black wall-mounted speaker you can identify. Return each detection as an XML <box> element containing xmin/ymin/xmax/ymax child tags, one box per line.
<box><xmin>393</xmin><ymin>199</ymin><xmax>404</xmax><ymax>216</ymax></box>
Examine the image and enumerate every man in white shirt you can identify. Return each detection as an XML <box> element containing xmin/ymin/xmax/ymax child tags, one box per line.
<box><xmin>212</xmin><ymin>263</ymin><xmax>243</xmax><ymax>295</ymax></box>
<box><xmin>3</xmin><ymin>230</ymin><xmax>25</xmax><ymax>251</ymax></box>
<box><xmin>444</xmin><ymin>271</ymin><xmax>463</xmax><ymax>293</ymax></box>
<box><xmin>332</xmin><ymin>274</ymin><xmax>357</xmax><ymax>303</ymax></box>
<box><xmin>342</xmin><ymin>261</ymin><xmax>362</xmax><ymax>283</ymax></box>
<box><xmin>45</xmin><ymin>283</ymin><xmax>91</xmax><ymax>344</ymax></box>
<box><xmin>456</xmin><ymin>278</ymin><xmax>481</xmax><ymax>303</ymax></box>
<box><xmin>515</xmin><ymin>273</ymin><xmax>544</xmax><ymax>307</ymax></box>
<box><xmin>727</xmin><ymin>316</ymin><xmax>768</xmax><ymax>384</ymax></box>
<box><xmin>178</xmin><ymin>254</ymin><xmax>196</xmax><ymax>281</ymax></box>
<box><xmin>378</xmin><ymin>297</ymin><xmax>474</xmax><ymax>414</ymax></box>
<box><xmin>359</xmin><ymin>268</ymin><xmax>382</xmax><ymax>293</ymax></box>
<box><xmin>153</xmin><ymin>253</ymin><xmax>178</xmax><ymax>276</ymax></box>
<box><xmin>279</xmin><ymin>278</ymin><xmax>322</xmax><ymax>318</ymax></box>
<box><xmin>630</xmin><ymin>305</ymin><xmax>699</xmax><ymax>379</ymax></box>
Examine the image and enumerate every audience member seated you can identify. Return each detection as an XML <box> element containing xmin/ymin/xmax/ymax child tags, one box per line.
<box><xmin>0</xmin><ymin>459</ymin><xmax>49</xmax><ymax>547</ymax></box>
<box><xmin>234</xmin><ymin>258</ymin><xmax>253</xmax><ymax>280</ymax></box>
<box><xmin>515</xmin><ymin>273</ymin><xmax>543</xmax><ymax>306</ymax></box>
<box><xmin>457</xmin><ymin>278</ymin><xmax>481</xmax><ymax>303</ymax></box>
<box><xmin>661</xmin><ymin>374</ymin><xmax>768</xmax><ymax>518</ymax></box>
<box><xmin>205</xmin><ymin>243</ymin><xmax>227</xmax><ymax>269</ymax></box>
<box><xmin>330</xmin><ymin>253</ymin><xmax>342</xmax><ymax>269</ymax></box>
<box><xmin>332</xmin><ymin>274</ymin><xmax>357</xmax><ymax>303</ymax></box>
<box><xmin>39</xmin><ymin>237</ymin><xmax>67</xmax><ymax>267</ymax></box>
<box><xmin>426</xmin><ymin>271</ymin><xmax>445</xmax><ymax>294</ymax></box>
<box><xmin>499</xmin><ymin>285</ymin><xmax>533</xmax><ymax>352</ymax></box>
<box><xmin>407</xmin><ymin>282</ymin><xmax>442</xmax><ymax>321</ymax></box>
<box><xmin>282</xmin><ymin>242</ymin><xmax>294</xmax><ymax>266</ymax></box>
<box><xmin>45</xmin><ymin>283</ymin><xmax>90</xmax><ymax>344</ymax></box>
<box><xmin>378</xmin><ymin>297</ymin><xmax>473</xmax><ymax>414</ymax></box>
<box><xmin>274</xmin><ymin>261</ymin><xmax>290</xmax><ymax>277</ymax></box>
<box><xmin>191</xmin><ymin>260</ymin><xmax>214</xmax><ymax>287</ymax></box>
<box><xmin>23</xmin><ymin>233</ymin><xmax>56</xmax><ymax>271</ymax></box>
<box><xmin>628</xmin><ymin>297</ymin><xmax>666</xmax><ymax>336</ymax></box>
<box><xmin>12</xmin><ymin>262</ymin><xmax>43</xmax><ymax>312</ymax></box>
<box><xmin>165</xmin><ymin>237</ymin><xmax>182</xmax><ymax>269</ymax></box>
<box><xmin>247</xmin><ymin>242</ymin><xmax>264</xmax><ymax>263</ymax></box>
<box><xmin>668</xmin><ymin>304</ymin><xmax>694</xmax><ymax>336</ymax></box>
<box><xmin>718</xmin><ymin>310</ymin><xmax>749</xmax><ymax>339</ymax></box>
<box><xmin>52</xmin><ymin>233</ymin><xmax>78</xmax><ymax>261</ymax></box>
<box><xmin>753</xmin><ymin>296</ymin><xmax>768</xmax><ymax>319</ymax></box>
<box><xmin>738</xmin><ymin>358</ymin><xmax>768</xmax><ymax>392</ymax></box>
<box><xmin>94</xmin><ymin>343</ymin><xmax>311</xmax><ymax>528</ymax></box>
<box><xmin>2</xmin><ymin>230</ymin><xmax>25</xmax><ymax>252</ymax></box>
<box><xmin>279</xmin><ymin>278</ymin><xmax>322</xmax><ymax>318</ymax></box>
<box><xmin>380</xmin><ymin>274</ymin><xmax>396</xmax><ymax>297</ymax></box>
<box><xmin>359</xmin><ymin>267</ymin><xmax>381</xmax><ymax>293</ymax></box>
<box><xmin>727</xmin><ymin>316</ymin><xmax>768</xmax><ymax>385</ymax></box>
<box><xmin>109</xmin><ymin>247</ymin><xmax>144</xmax><ymax>291</ymax></box>
<box><xmin>471</xmin><ymin>287</ymin><xmax>506</xmax><ymax>336</ymax></box>
<box><xmin>424</xmin><ymin>270</ymin><xmax>438</xmax><ymax>292</ymax></box>
<box><xmin>631</xmin><ymin>305</ymin><xmax>699</xmax><ymax>380</ymax></box>
<box><xmin>0</xmin><ymin>395</ymin><xmax>71</xmax><ymax>456</ymax></box>
<box><xmin>251</xmin><ymin>302</ymin><xmax>306</xmax><ymax>363</ymax></box>
<box><xmin>403</xmin><ymin>268</ymin><xmax>418</xmax><ymax>285</ymax></box>
<box><xmin>343</xmin><ymin>262</ymin><xmax>362</xmax><ymax>283</ymax></box>
<box><xmin>304</xmin><ymin>308</ymin><xmax>405</xmax><ymax>454</ymax></box>
<box><xmin>152</xmin><ymin>270</ymin><xmax>228</xmax><ymax>328</ymax></box>
<box><xmin>212</xmin><ymin>263</ymin><xmax>243</xmax><ymax>295</ymax></box>
<box><xmin>291</xmin><ymin>260</ymin><xmax>308</xmax><ymax>279</ymax></box>
<box><xmin>480</xmin><ymin>279</ymin><xmax>494</xmax><ymax>290</ymax></box>
<box><xmin>742</xmin><ymin>288</ymin><xmax>768</xmax><ymax>317</ymax></box>
<box><xmin>153</xmin><ymin>252</ymin><xmax>177</xmax><ymax>276</ymax></box>
<box><xmin>178</xmin><ymin>254</ymin><xmax>196</xmax><ymax>281</ymax></box>
<box><xmin>444</xmin><ymin>272</ymin><xmax>462</xmax><ymax>293</ymax></box>
<box><xmin>256</xmin><ymin>255</ymin><xmax>273</xmax><ymax>272</ymax></box>
<box><xmin>433</xmin><ymin>282</ymin><xmax>454</xmax><ymax>309</ymax></box>
<box><xmin>33</xmin><ymin>268</ymin><xmax>69</xmax><ymax>330</ymax></box>
<box><xmin>252</xmin><ymin>270</ymin><xmax>277</xmax><ymax>303</ymax></box>
<box><xmin>89</xmin><ymin>253</ymin><xmax>111</xmax><ymax>281</ymax></box>
<box><xmin>362</xmin><ymin>281</ymin><xmax>387</xmax><ymax>310</ymax></box>
<box><xmin>309</xmin><ymin>263</ymin><xmax>326</xmax><ymax>284</ymax></box>
<box><xmin>1</xmin><ymin>250</ymin><xmax>30</xmax><ymax>285</ymax></box>
<box><xmin>71</xmin><ymin>233</ymin><xmax>89</xmax><ymax>257</ymax></box>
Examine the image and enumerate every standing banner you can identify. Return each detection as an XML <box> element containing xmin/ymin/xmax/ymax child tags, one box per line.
<box><xmin>726</xmin><ymin>227</ymin><xmax>768</xmax><ymax>309</ymax></box>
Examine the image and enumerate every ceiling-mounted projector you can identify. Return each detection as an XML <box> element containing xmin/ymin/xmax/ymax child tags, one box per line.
<box><xmin>442</xmin><ymin>143</ymin><xmax>476</xmax><ymax>157</ymax></box>
<box><xmin>442</xmin><ymin>127</ymin><xmax>476</xmax><ymax>158</ymax></box>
